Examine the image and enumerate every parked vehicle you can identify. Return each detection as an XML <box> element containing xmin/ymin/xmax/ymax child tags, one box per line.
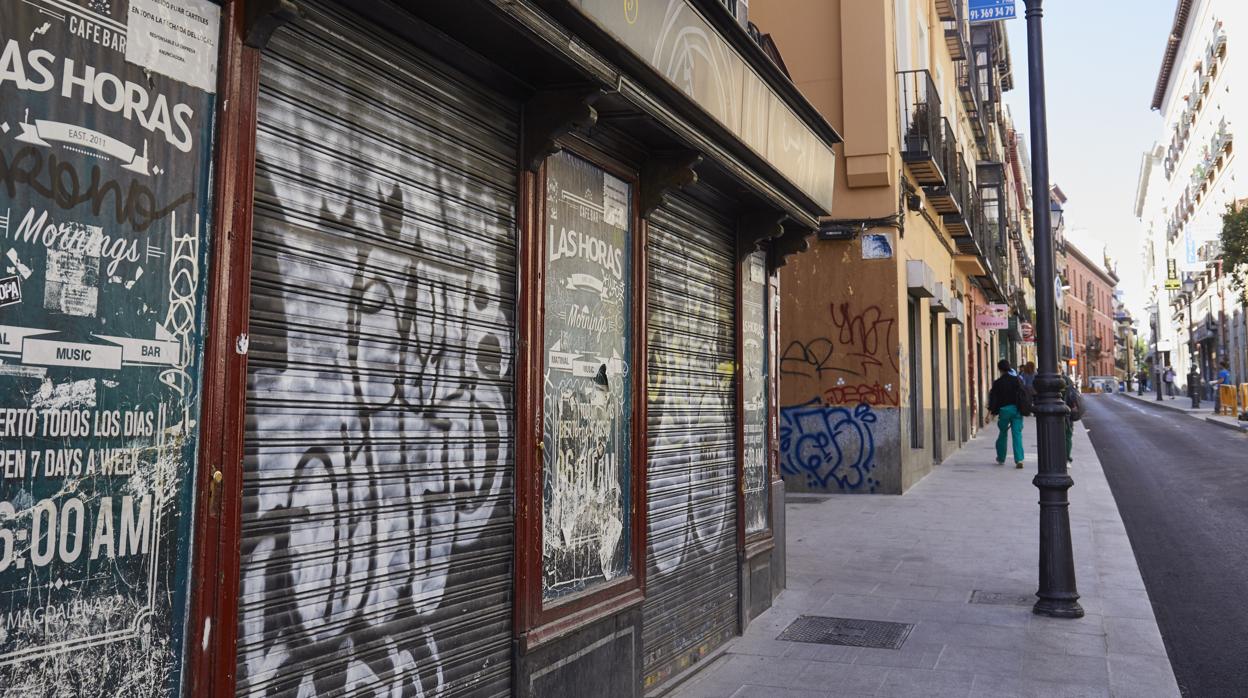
<box><xmin>1089</xmin><ymin>376</ymin><xmax>1117</xmax><ymax>393</ymax></box>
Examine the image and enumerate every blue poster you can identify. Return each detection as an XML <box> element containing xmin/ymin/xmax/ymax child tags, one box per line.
<box><xmin>0</xmin><ymin>0</ymin><xmax>219</xmax><ymax>693</ymax></box>
<box><xmin>969</xmin><ymin>0</ymin><xmax>1017</xmax><ymax>23</ymax></box>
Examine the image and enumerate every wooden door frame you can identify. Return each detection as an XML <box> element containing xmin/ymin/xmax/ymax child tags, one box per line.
<box><xmin>186</xmin><ymin>1</ymin><xmax>261</xmax><ymax>694</ymax></box>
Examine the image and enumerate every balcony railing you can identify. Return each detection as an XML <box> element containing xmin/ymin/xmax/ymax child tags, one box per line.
<box><xmin>956</xmin><ymin>60</ymin><xmax>985</xmax><ymax>142</ymax></box>
<box><xmin>943</xmin><ymin>0</ymin><xmax>967</xmax><ymax>62</ymax></box>
<box><xmin>934</xmin><ymin>0</ymin><xmax>958</xmax><ymax>22</ymax></box>
<box><xmin>898</xmin><ymin>70</ymin><xmax>947</xmax><ymax>185</ymax></box>
<box><xmin>943</xmin><ymin>152</ymin><xmax>974</xmax><ymax>234</ymax></box>
<box><xmin>925</xmin><ymin>119</ymin><xmax>962</xmax><ymax>214</ymax></box>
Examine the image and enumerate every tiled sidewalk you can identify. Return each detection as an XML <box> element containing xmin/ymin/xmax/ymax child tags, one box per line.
<box><xmin>670</xmin><ymin>420</ymin><xmax>1179</xmax><ymax>698</ymax></box>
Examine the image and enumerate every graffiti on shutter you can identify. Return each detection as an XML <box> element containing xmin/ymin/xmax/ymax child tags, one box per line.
<box><xmin>236</xmin><ymin>4</ymin><xmax>515</xmax><ymax>696</ymax></box>
<box><xmin>642</xmin><ymin>195</ymin><xmax>738</xmax><ymax>688</ymax></box>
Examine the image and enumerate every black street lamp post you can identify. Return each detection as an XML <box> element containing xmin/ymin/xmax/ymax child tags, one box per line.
<box><xmin>1023</xmin><ymin>0</ymin><xmax>1083</xmax><ymax>619</ymax></box>
<box><xmin>1183</xmin><ymin>277</ymin><xmax>1201</xmax><ymax>409</ymax></box>
<box><xmin>1154</xmin><ymin>303</ymin><xmax>1164</xmax><ymax>401</ymax></box>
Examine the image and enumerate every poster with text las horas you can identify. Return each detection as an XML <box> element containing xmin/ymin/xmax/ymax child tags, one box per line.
<box><xmin>0</xmin><ymin>0</ymin><xmax>219</xmax><ymax>695</ymax></box>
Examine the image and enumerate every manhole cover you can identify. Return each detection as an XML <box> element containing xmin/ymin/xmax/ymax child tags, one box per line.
<box><xmin>969</xmin><ymin>590</ymin><xmax>1033</xmax><ymax>606</ymax></box>
<box><xmin>776</xmin><ymin>615</ymin><xmax>913</xmax><ymax>649</ymax></box>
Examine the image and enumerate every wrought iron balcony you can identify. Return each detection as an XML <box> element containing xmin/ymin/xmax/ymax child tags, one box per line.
<box><xmin>898</xmin><ymin>70</ymin><xmax>948</xmax><ymax>186</ymax></box>
<box><xmin>956</xmin><ymin>60</ymin><xmax>985</xmax><ymax>142</ymax></box>
<box><xmin>943</xmin><ymin>152</ymin><xmax>975</xmax><ymax>237</ymax></box>
<box><xmin>943</xmin><ymin>0</ymin><xmax>968</xmax><ymax>62</ymax></box>
<box><xmin>925</xmin><ymin>120</ymin><xmax>962</xmax><ymax>213</ymax></box>
<box><xmin>934</xmin><ymin>0</ymin><xmax>958</xmax><ymax>22</ymax></box>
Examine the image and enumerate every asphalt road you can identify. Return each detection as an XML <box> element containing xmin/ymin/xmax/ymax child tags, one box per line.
<box><xmin>1084</xmin><ymin>394</ymin><xmax>1248</xmax><ymax>697</ymax></box>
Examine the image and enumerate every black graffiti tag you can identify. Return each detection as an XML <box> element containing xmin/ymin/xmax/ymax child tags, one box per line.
<box><xmin>0</xmin><ymin>146</ymin><xmax>194</xmax><ymax>232</ymax></box>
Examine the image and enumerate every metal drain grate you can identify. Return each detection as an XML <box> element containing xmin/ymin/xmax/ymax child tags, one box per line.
<box><xmin>776</xmin><ymin>615</ymin><xmax>913</xmax><ymax>649</ymax></box>
<box><xmin>969</xmin><ymin>590</ymin><xmax>1034</xmax><ymax>607</ymax></box>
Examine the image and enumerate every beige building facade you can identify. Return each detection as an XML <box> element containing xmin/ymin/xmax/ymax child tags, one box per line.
<box><xmin>754</xmin><ymin>0</ymin><xmax>1026</xmax><ymax>493</ymax></box>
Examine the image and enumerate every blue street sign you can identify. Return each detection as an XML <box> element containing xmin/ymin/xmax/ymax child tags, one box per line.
<box><xmin>969</xmin><ymin>0</ymin><xmax>1016</xmax><ymax>23</ymax></box>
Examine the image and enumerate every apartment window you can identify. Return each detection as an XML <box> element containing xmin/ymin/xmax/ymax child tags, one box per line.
<box><xmin>895</xmin><ymin>0</ymin><xmax>912</xmax><ymax>69</ymax></box>
<box><xmin>917</xmin><ymin>8</ymin><xmax>931</xmax><ymax>70</ymax></box>
<box><xmin>517</xmin><ymin>147</ymin><xmax>646</xmax><ymax>638</ymax></box>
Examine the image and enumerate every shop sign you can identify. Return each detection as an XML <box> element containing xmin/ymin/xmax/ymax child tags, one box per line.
<box><xmin>0</xmin><ymin>0</ymin><xmax>219</xmax><ymax>692</ymax></box>
<box><xmin>975</xmin><ymin>303</ymin><xmax>1009</xmax><ymax>330</ymax></box>
<box><xmin>1165</xmin><ymin>258</ymin><xmax>1180</xmax><ymax>290</ymax></box>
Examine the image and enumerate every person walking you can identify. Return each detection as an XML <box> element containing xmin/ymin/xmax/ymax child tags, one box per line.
<box><xmin>988</xmin><ymin>359</ymin><xmax>1027</xmax><ymax>468</ymax></box>
<box><xmin>1163</xmin><ymin>365</ymin><xmax>1176</xmax><ymax>398</ymax></box>
<box><xmin>1061</xmin><ymin>372</ymin><xmax>1083</xmax><ymax>463</ymax></box>
<box><xmin>1020</xmin><ymin>361</ymin><xmax>1037</xmax><ymax>404</ymax></box>
<box><xmin>1215</xmin><ymin>361</ymin><xmax>1233</xmax><ymax>413</ymax></box>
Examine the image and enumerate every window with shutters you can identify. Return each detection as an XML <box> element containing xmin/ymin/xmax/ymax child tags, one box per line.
<box><xmin>516</xmin><ymin>146</ymin><xmax>647</xmax><ymax>641</ymax></box>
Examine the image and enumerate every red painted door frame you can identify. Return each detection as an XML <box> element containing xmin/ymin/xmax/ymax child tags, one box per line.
<box><xmin>186</xmin><ymin>1</ymin><xmax>260</xmax><ymax>694</ymax></box>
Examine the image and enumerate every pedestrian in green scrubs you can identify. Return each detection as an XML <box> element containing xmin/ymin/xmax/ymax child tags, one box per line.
<box><xmin>988</xmin><ymin>359</ymin><xmax>1028</xmax><ymax>468</ymax></box>
<box><xmin>1062</xmin><ymin>373</ymin><xmax>1083</xmax><ymax>463</ymax></box>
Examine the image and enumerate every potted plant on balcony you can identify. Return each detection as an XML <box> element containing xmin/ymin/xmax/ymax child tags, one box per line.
<box><xmin>906</xmin><ymin>102</ymin><xmax>931</xmax><ymax>155</ymax></box>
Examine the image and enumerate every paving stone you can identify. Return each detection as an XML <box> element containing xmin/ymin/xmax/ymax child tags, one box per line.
<box><xmin>1103</xmin><ymin>617</ymin><xmax>1167</xmax><ymax>657</ymax></box>
<box><xmin>792</xmin><ymin>661</ymin><xmax>890</xmax><ymax>694</ymax></box>
<box><xmin>878</xmin><ymin>667</ymin><xmax>976</xmax><ymax>698</ymax></box>
<box><xmin>852</xmin><ymin>641</ymin><xmax>945</xmax><ymax>670</ymax></box>
<box><xmin>934</xmin><ymin>645</ymin><xmax>1022</xmax><ymax>677</ymax></box>
<box><xmin>1107</xmin><ymin>653</ymin><xmax>1182</xmax><ymax>697</ymax></box>
<box><xmin>969</xmin><ymin>673</ymin><xmax>1111</xmax><ymax>698</ymax></box>
<box><xmin>730</xmin><ymin>685</ymin><xmax>833</xmax><ymax>698</ymax></box>
<box><xmin>1020</xmin><ymin>652</ymin><xmax>1109</xmax><ymax>686</ymax></box>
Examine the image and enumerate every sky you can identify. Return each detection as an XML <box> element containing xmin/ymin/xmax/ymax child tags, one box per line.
<box><xmin>1000</xmin><ymin>0</ymin><xmax>1178</xmax><ymax>321</ymax></box>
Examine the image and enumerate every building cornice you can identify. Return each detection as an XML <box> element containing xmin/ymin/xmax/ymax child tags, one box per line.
<box><xmin>1066</xmin><ymin>241</ymin><xmax>1118</xmax><ymax>287</ymax></box>
<box><xmin>1152</xmin><ymin>0</ymin><xmax>1193</xmax><ymax>111</ymax></box>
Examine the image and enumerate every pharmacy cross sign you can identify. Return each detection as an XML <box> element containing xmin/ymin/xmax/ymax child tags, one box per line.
<box><xmin>969</xmin><ymin>0</ymin><xmax>1017</xmax><ymax>23</ymax></box>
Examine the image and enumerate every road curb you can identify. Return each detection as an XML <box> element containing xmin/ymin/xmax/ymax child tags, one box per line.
<box><xmin>1119</xmin><ymin>393</ymin><xmax>1198</xmax><ymax>415</ymax></box>
<box><xmin>1119</xmin><ymin>393</ymin><xmax>1248</xmax><ymax>435</ymax></box>
<box><xmin>1204</xmin><ymin>416</ymin><xmax>1248</xmax><ymax>434</ymax></box>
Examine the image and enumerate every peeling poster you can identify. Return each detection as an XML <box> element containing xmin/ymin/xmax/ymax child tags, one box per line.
<box><xmin>0</xmin><ymin>1</ymin><xmax>217</xmax><ymax>695</ymax></box>
<box><xmin>541</xmin><ymin>151</ymin><xmax>633</xmax><ymax>600</ymax></box>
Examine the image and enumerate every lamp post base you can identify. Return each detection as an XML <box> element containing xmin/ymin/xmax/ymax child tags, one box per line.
<box><xmin>1033</xmin><ymin>596</ymin><xmax>1085</xmax><ymax>618</ymax></box>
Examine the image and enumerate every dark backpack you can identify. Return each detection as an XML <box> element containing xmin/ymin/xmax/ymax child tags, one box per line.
<box><xmin>1065</xmin><ymin>384</ymin><xmax>1083</xmax><ymax>422</ymax></box>
<box><xmin>1016</xmin><ymin>376</ymin><xmax>1034</xmax><ymax>417</ymax></box>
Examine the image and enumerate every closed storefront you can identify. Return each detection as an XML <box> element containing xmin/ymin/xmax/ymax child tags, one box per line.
<box><xmin>643</xmin><ymin>194</ymin><xmax>739</xmax><ymax>688</ymax></box>
<box><xmin>48</xmin><ymin>0</ymin><xmax>846</xmax><ymax>695</ymax></box>
<box><xmin>236</xmin><ymin>3</ymin><xmax>516</xmax><ymax>694</ymax></box>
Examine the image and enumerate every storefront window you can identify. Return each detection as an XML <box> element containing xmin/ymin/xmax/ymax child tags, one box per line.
<box><xmin>742</xmin><ymin>252</ymin><xmax>770</xmax><ymax>535</ymax></box>
<box><xmin>540</xmin><ymin>151</ymin><xmax>634</xmax><ymax>600</ymax></box>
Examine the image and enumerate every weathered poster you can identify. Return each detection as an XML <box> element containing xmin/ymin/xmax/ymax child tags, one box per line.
<box><xmin>742</xmin><ymin>252</ymin><xmax>769</xmax><ymax>534</ymax></box>
<box><xmin>541</xmin><ymin>151</ymin><xmax>633</xmax><ymax>600</ymax></box>
<box><xmin>0</xmin><ymin>0</ymin><xmax>217</xmax><ymax>694</ymax></box>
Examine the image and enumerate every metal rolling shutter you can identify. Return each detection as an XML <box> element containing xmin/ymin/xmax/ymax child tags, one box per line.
<box><xmin>643</xmin><ymin>194</ymin><xmax>739</xmax><ymax>688</ymax></box>
<box><xmin>236</xmin><ymin>3</ymin><xmax>517</xmax><ymax>696</ymax></box>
